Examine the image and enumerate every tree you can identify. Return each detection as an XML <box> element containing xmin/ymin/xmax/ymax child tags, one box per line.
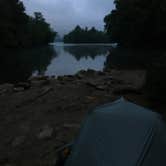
<box><xmin>64</xmin><ymin>25</ymin><xmax>109</xmax><ymax>43</ymax></box>
<box><xmin>0</xmin><ymin>0</ymin><xmax>56</xmax><ymax>48</ymax></box>
<box><xmin>104</xmin><ymin>0</ymin><xmax>166</xmax><ymax>47</ymax></box>
<box><xmin>27</xmin><ymin>12</ymin><xmax>56</xmax><ymax>46</ymax></box>
<box><xmin>0</xmin><ymin>0</ymin><xmax>28</xmax><ymax>48</ymax></box>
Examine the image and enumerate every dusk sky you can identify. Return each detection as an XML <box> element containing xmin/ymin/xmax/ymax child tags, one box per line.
<box><xmin>22</xmin><ymin>0</ymin><xmax>114</xmax><ymax>37</ymax></box>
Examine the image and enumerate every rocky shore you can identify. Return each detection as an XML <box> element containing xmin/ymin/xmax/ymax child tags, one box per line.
<box><xmin>0</xmin><ymin>69</ymin><xmax>148</xmax><ymax>166</ymax></box>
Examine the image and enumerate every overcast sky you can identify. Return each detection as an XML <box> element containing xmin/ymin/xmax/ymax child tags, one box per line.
<box><xmin>22</xmin><ymin>0</ymin><xmax>114</xmax><ymax>37</ymax></box>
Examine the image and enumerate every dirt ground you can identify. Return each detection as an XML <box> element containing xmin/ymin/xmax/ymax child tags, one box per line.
<box><xmin>0</xmin><ymin>69</ymin><xmax>149</xmax><ymax>166</ymax></box>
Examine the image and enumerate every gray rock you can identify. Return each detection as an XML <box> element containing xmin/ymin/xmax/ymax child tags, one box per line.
<box><xmin>12</xmin><ymin>136</ymin><xmax>25</xmax><ymax>147</ymax></box>
<box><xmin>31</xmin><ymin>80</ymin><xmax>50</xmax><ymax>87</ymax></box>
<box><xmin>0</xmin><ymin>84</ymin><xmax>14</xmax><ymax>94</ymax></box>
<box><xmin>38</xmin><ymin>125</ymin><xmax>53</xmax><ymax>140</ymax></box>
<box><xmin>86</xmin><ymin>69</ymin><xmax>96</xmax><ymax>74</ymax></box>
<box><xmin>97</xmin><ymin>71</ymin><xmax>107</xmax><ymax>76</ymax></box>
<box><xmin>86</xmin><ymin>81</ymin><xmax>97</xmax><ymax>87</ymax></box>
<box><xmin>13</xmin><ymin>87</ymin><xmax>25</xmax><ymax>92</ymax></box>
<box><xmin>96</xmin><ymin>85</ymin><xmax>106</xmax><ymax>91</ymax></box>
<box><xmin>76</xmin><ymin>73</ymin><xmax>84</xmax><ymax>79</ymax></box>
<box><xmin>15</xmin><ymin>82</ymin><xmax>30</xmax><ymax>90</ymax></box>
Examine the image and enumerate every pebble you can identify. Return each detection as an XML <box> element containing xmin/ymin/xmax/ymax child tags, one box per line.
<box><xmin>38</xmin><ymin>125</ymin><xmax>53</xmax><ymax>140</ymax></box>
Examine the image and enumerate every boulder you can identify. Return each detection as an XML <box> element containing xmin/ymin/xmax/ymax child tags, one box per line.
<box><xmin>38</xmin><ymin>125</ymin><xmax>53</xmax><ymax>140</ymax></box>
<box><xmin>0</xmin><ymin>84</ymin><xmax>14</xmax><ymax>94</ymax></box>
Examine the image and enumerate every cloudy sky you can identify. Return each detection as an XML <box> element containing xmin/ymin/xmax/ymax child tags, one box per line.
<box><xmin>22</xmin><ymin>0</ymin><xmax>114</xmax><ymax>37</ymax></box>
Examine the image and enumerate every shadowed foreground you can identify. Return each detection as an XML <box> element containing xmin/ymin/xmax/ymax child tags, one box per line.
<box><xmin>0</xmin><ymin>69</ymin><xmax>148</xmax><ymax>166</ymax></box>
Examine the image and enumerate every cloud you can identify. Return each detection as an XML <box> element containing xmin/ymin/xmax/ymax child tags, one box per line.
<box><xmin>22</xmin><ymin>0</ymin><xmax>114</xmax><ymax>36</ymax></box>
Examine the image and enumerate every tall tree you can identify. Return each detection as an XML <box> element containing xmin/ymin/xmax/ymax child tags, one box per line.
<box><xmin>104</xmin><ymin>0</ymin><xmax>166</xmax><ymax>47</ymax></box>
<box><xmin>0</xmin><ymin>0</ymin><xmax>56</xmax><ymax>48</ymax></box>
<box><xmin>0</xmin><ymin>0</ymin><xmax>28</xmax><ymax>48</ymax></box>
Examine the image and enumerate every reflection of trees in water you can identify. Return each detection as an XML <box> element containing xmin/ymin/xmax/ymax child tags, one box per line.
<box><xmin>0</xmin><ymin>46</ymin><xmax>56</xmax><ymax>83</ymax></box>
<box><xmin>104</xmin><ymin>47</ymin><xmax>159</xmax><ymax>70</ymax></box>
<box><xmin>64</xmin><ymin>46</ymin><xmax>111</xmax><ymax>61</ymax></box>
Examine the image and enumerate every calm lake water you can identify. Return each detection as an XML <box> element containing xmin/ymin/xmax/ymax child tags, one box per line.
<box><xmin>35</xmin><ymin>43</ymin><xmax>112</xmax><ymax>76</ymax></box>
<box><xmin>0</xmin><ymin>43</ymin><xmax>162</xmax><ymax>84</ymax></box>
<box><xmin>0</xmin><ymin>43</ymin><xmax>113</xmax><ymax>83</ymax></box>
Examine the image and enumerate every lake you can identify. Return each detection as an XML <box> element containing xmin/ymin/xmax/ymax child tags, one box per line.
<box><xmin>36</xmin><ymin>43</ymin><xmax>112</xmax><ymax>76</ymax></box>
<box><xmin>1</xmin><ymin>43</ymin><xmax>156</xmax><ymax>84</ymax></box>
<box><xmin>0</xmin><ymin>43</ymin><xmax>113</xmax><ymax>83</ymax></box>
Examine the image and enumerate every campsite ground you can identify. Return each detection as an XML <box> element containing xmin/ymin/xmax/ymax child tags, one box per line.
<box><xmin>0</xmin><ymin>69</ymin><xmax>152</xmax><ymax>166</ymax></box>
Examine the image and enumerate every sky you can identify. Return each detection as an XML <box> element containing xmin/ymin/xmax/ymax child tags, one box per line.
<box><xmin>22</xmin><ymin>0</ymin><xmax>114</xmax><ymax>37</ymax></box>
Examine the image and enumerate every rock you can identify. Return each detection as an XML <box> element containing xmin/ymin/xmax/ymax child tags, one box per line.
<box><xmin>76</xmin><ymin>70</ymin><xmax>86</xmax><ymax>75</ymax></box>
<box><xmin>76</xmin><ymin>73</ymin><xmax>84</xmax><ymax>79</ymax></box>
<box><xmin>86</xmin><ymin>69</ymin><xmax>96</xmax><ymax>74</ymax></box>
<box><xmin>86</xmin><ymin>96</ymin><xmax>98</xmax><ymax>101</ymax></box>
<box><xmin>86</xmin><ymin>81</ymin><xmax>106</xmax><ymax>91</ymax></box>
<box><xmin>0</xmin><ymin>84</ymin><xmax>14</xmax><ymax>94</ymax></box>
<box><xmin>96</xmin><ymin>85</ymin><xmax>106</xmax><ymax>91</ymax></box>
<box><xmin>38</xmin><ymin>125</ymin><xmax>53</xmax><ymax>140</ymax></box>
<box><xmin>104</xmin><ymin>76</ymin><xmax>113</xmax><ymax>81</ymax></box>
<box><xmin>13</xmin><ymin>87</ymin><xmax>25</xmax><ymax>92</ymax></box>
<box><xmin>86</xmin><ymin>81</ymin><xmax>97</xmax><ymax>88</ymax></box>
<box><xmin>29</xmin><ymin>75</ymin><xmax>49</xmax><ymax>81</ymax></box>
<box><xmin>15</xmin><ymin>82</ymin><xmax>31</xmax><ymax>90</ymax></box>
<box><xmin>57</xmin><ymin>76</ymin><xmax>64</xmax><ymax>81</ymax></box>
<box><xmin>31</xmin><ymin>79</ymin><xmax>50</xmax><ymax>87</ymax></box>
<box><xmin>12</xmin><ymin>136</ymin><xmax>25</xmax><ymax>147</ymax></box>
<box><xmin>97</xmin><ymin>71</ymin><xmax>107</xmax><ymax>76</ymax></box>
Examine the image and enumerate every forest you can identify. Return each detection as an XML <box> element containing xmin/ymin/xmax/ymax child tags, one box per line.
<box><xmin>0</xmin><ymin>0</ymin><xmax>56</xmax><ymax>48</ymax></box>
<box><xmin>64</xmin><ymin>26</ymin><xmax>109</xmax><ymax>43</ymax></box>
<box><xmin>104</xmin><ymin>0</ymin><xmax>166</xmax><ymax>48</ymax></box>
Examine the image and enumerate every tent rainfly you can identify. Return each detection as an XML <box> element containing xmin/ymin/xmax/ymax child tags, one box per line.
<box><xmin>64</xmin><ymin>98</ymin><xmax>166</xmax><ymax>166</ymax></box>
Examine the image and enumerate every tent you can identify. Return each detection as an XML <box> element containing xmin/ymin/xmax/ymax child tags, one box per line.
<box><xmin>65</xmin><ymin>98</ymin><xmax>166</xmax><ymax>166</ymax></box>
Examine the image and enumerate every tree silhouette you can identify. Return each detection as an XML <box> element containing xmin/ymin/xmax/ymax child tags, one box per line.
<box><xmin>64</xmin><ymin>25</ymin><xmax>109</xmax><ymax>43</ymax></box>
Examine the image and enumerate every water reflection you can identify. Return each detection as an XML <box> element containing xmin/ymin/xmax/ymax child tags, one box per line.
<box><xmin>1</xmin><ymin>44</ymin><xmax>164</xmax><ymax>85</ymax></box>
<box><xmin>44</xmin><ymin>44</ymin><xmax>111</xmax><ymax>76</ymax></box>
<box><xmin>0</xmin><ymin>46</ymin><xmax>56</xmax><ymax>83</ymax></box>
<box><xmin>64</xmin><ymin>45</ymin><xmax>110</xmax><ymax>61</ymax></box>
<box><xmin>0</xmin><ymin>43</ymin><xmax>112</xmax><ymax>83</ymax></box>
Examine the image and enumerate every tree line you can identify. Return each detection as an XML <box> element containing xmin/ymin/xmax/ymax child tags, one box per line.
<box><xmin>64</xmin><ymin>26</ymin><xmax>109</xmax><ymax>43</ymax></box>
<box><xmin>104</xmin><ymin>0</ymin><xmax>166</xmax><ymax>48</ymax></box>
<box><xmin>0</xmin><ymin>0</ymin><xmax>56</xmax><ymax>48</ymax></box>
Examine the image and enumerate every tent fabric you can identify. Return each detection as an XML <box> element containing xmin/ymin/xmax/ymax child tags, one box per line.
<box><xmin>65</xmin><ymin>98</ymin><xmax>166</xmax><ymax>166</ymax></box>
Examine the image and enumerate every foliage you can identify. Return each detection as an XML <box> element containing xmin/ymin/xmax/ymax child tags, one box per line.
<box><xmin>26</xmin><ymin>12</ymin><xmax>56</xmax><ymax>46</ymax></box>
<box><xmin>0</xmin><ymin>0</ymin><xmax>56</xmax><ymax>48</ymax></box>
<box><xmin>64</xmin><ymin>26</ymin><xmax>109</xmax><ymax>43</ymax></box>
<box><xmin>0</xmin><ymin>46</ymin><xmax>56</xmax><ymax>83</ymax></box>
<box><xmin>104</xmin><ymin>0</ymin><xmax>166</xmax><ymax>47</ymax></box>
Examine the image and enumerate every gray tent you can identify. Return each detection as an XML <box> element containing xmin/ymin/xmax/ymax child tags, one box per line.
<box><xmin>65</xmin><ymin>98</ymin><xmax>166</xmax><ymax>166</ymax></box>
